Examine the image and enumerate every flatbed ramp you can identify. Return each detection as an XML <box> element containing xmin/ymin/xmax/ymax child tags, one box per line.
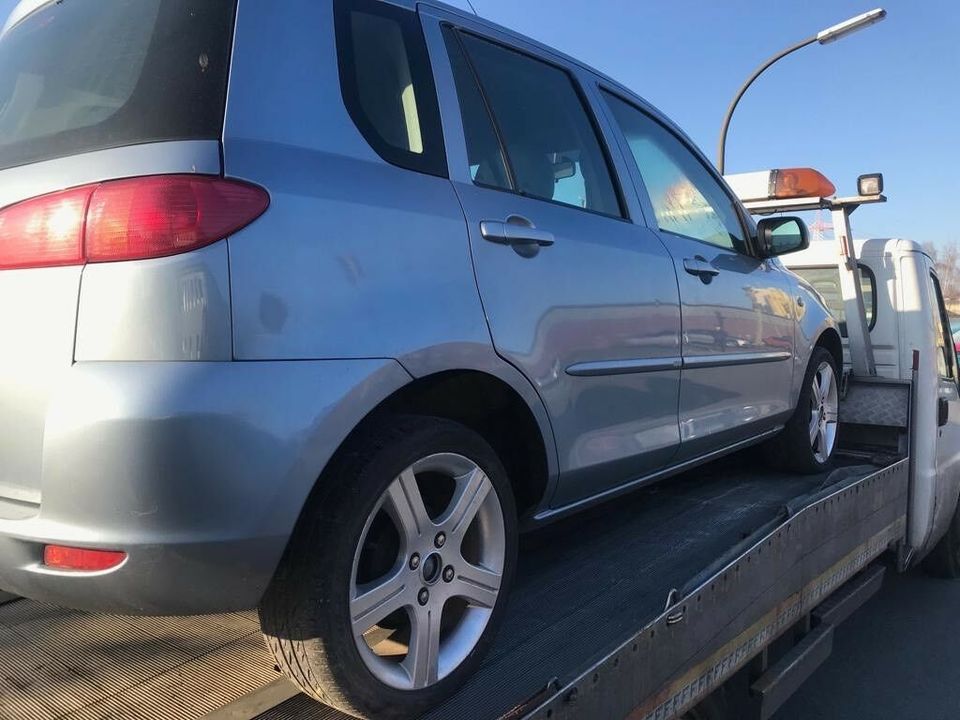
<box><xmin>0</xmin><ymin>454</ymin><xmax>908</xmax><ymax>720</ymax></box>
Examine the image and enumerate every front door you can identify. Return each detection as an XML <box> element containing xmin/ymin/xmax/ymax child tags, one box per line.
<box><xmin>926</xmin><ymin>268</ymin><xmax>960</xmax><ymax>509</ymax></box>
<box><xmin>600</xmin><ymin>91</ymin><xmax>796</xmax><ymax>459</ymax></box>
<box><xmin>423</xmin><ymin>13</ymin><xmax>683</xmax><ymax>508</ymax></box>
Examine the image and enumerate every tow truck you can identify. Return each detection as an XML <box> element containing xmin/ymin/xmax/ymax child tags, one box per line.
<box><xmin>1</xmin><ymin>170</ymin><xmax>956</xmax><ymax>720</ymax></box>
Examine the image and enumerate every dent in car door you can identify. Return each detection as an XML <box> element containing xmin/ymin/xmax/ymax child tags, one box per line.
<box><xmin>600</xmin><ymin>91</ymin><xmax>796</xmax><ymax>459</ymax></box>
<box><xmin>422</xmin><ymin>12</ymin><xmax>683</xmax><ymax>508</ymax></box>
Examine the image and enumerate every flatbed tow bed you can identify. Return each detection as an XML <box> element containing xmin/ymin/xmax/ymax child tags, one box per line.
<box><xmin>0</xmin><ymin>434</ymin><xmax>910</xmax><ymax>720</ymax></box>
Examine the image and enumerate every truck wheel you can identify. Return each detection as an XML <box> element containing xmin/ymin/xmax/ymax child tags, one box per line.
<box><xmin>259</xmin><ymin>415</ymin><xmax>517</xmax><ymax>720</ymax></box>
<box><xmin>767</xmin><ymin>348</ymin><xmax>840</xmax><ymax>474</ymax></box>
<box><xmin>923</xmin><ymin>498</ymin><xmax>960</xmax><ymax>578</ymax></box>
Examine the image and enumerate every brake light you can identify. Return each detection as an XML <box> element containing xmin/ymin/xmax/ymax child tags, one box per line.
<box><xmin>0</xmin><ymin>175</ymin><xmax>269</xmax><ymax>270</ymax></box>
<box><xmin>43</xmin><ymin>545</ymin><xmax>127</xmax><ymax>572</ymax></box>
<box><xmin>0</xmin><ymin>186</ymin><xmax>90</xmax><ymax>270</ymax></box>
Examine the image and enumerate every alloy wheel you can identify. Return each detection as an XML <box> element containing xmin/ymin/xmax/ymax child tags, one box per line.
<box><xmin>350</xmin><ymin>453</ymin><xmax>506</xmax><ymax>690</ymax></box>
<box><xmin>808</xmin><ymin>361</ymin><xmax>839</xmax><ymax>464</ymax></box>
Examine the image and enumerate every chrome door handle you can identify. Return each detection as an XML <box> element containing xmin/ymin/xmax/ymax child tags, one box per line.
<box><xmin>683</xmin><ymin>256</ymin><xmax>719</xmax><ymax>279</ymax></box>
<box><xmin>480</xmin><ymin>216</ymin><xmax>555</xmax><ymax>257</ymax></box>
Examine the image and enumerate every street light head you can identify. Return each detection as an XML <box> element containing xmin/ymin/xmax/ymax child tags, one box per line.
<box><xmin>817</xmin><ymin>8</ymin><xmax>886</xmax><ymax>45</ymax></box>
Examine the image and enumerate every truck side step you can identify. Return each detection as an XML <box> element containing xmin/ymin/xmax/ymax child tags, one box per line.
<box><xmin>749</xmin><ymin>624</ymin><xmax>834</xmax><ymax>720</ymax></box>
<box><xmin>747</xmin><ymin>564</ymin><xmax>886</xmax><ymax>720</ymax></box>
<box><xmin>812</xmin><ymin>564</ymin><xmax>885</xmax><ymax>627</ymax></box>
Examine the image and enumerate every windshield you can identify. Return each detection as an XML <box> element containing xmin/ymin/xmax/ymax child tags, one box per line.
<box><xmin>0</xmin><ymin>0</ymin><xmax>236</xmax><ymax>171</ymax></box>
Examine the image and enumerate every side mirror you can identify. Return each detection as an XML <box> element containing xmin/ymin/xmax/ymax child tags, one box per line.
<box><xmin>756</xmin><ymin>216</ymin><xmax>810</xmax><ymax>258</ymax></box>
<box><xmin>939</xmin><ymin>397</ymin><xmax>950</xmax><ymax>427</ymax></box>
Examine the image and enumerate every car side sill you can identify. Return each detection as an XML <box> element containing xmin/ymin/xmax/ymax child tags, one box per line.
<box><xmin>526</xmin><ymin>427</ymin><xmax>783</xmax><ymax>528</ymax></box>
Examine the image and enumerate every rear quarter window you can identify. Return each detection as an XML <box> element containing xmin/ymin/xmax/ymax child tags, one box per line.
<box><xmin>0</xmin><ymin>0</ymin><xmax>236</xmax><ymax>171</ymax></box>
<box><xmin>334</xmin><ymin>0</ymin><xmax>446</xmax><ymax>177</ymax></box>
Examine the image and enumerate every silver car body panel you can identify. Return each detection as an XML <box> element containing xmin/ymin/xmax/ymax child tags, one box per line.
<box><xmin>76</xmin><ymin>242</ymin><xmax>233</xmax><ymax>362</ymax></box>
<box><xmin>0</xmin><ymin>141</ymin><xmax>222</xmax><ymax>518</ymax></box>
<box><xmin>0</xmin><ymin>358</ymin><xmax>412</xmax><ymax>613</ymax></box>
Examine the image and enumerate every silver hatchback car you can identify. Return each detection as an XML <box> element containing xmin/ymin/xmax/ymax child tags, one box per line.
<box><xmin>0</xmin><ymin>0</ymin><xmax>841</xmax><ymax>716</ymax></box>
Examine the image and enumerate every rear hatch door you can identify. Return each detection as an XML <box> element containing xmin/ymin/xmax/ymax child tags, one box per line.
<box><xmin>0</xmin><ymin>0</ymin><xmax>235</xmax><ymax>514</ymax></box>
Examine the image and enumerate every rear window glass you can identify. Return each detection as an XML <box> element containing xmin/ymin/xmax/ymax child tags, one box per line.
<box><xmin>0</xmin><ymin>0</ymin><xmax>236</xmax><ymax>172</ymax></box>
<box><xmin>793</xmin><ymin>264</ymin><xmax>876</xmax><ymax>337</ymax></box>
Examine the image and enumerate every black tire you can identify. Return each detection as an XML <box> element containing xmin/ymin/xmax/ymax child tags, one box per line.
<box><xmin>765</xmin><ymin>347</ymin><xmax>840</xmax><ymax>474</ymax></box>
<box><xmin>923</xmin><ymin>497</ymin><xmax>960</xmax><ymax>578</ymax></box>
<box><xmin>259</xmin><ymin>415</ymin><xmax>518</xmax><ymax>720</ymax></box>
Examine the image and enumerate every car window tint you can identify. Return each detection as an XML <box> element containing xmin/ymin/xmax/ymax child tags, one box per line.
<box><xmin>603</xmin><ymin>92</ymin><xmax>746</xmax><ymax>252</ymax></box>
<box><xmin>793</xmin><ymin>265</ymin><xmax>876</xmax><ymax>336</ymax></box>
<box><xmin>336</xmin><ymin>0</ymin><xmax>446</xmax><ymax>176</ymax></box>
<box><xmin>0</xmin><ymin>0</ymin><xmax>236</xmax><ymax>171</ymax></box>
<box><xmin>443</xmin><ymin>29</ymin><xmax>511</xmax><ymax>190</ymax></box>
<box><xmin>451</xmin><ymin>31</ymin><xmax>622</xmax><ymax>217</ymax></box>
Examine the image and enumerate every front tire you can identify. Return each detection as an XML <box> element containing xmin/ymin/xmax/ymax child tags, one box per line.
<box><xmin>767</xmin><ymin>347</ymin><xmax>840</xmax><ymax>474</ymax></box>
<box><xmin>260</xmin><ymin>415</ymin><xmax>517</xmax><ymax>719</ymax></box>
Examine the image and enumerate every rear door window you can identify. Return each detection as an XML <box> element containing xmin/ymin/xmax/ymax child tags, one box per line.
<box><xmin>444</xmin><ymin>28</ymin><xmax>623</xmax><ymax>218</ymax></box>
<box><xmin>335</xmin><ymin>0</ymin><xmax>446</xmax><ymax>177</ymax></box>
<box><xmin>0</xmin><ymin>0</ymin><xmax>236</xmax><ymax>171</ymax></box>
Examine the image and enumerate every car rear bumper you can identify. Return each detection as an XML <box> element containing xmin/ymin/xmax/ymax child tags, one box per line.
<box><xmin>0</xmin><ymin>359</ymin><xmax>411</xmax><ymax>615</ymax></box>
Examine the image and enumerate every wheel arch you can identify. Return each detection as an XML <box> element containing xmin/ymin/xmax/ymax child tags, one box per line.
<box><xmin>349</xmin><ymin>368</ymin><xmax>554</xmax><ymax>520</ymax></box>
<box><xmin>816</xmin><ymin>326</ymin><xmax>843</xmax><ymax>372</ymax></box>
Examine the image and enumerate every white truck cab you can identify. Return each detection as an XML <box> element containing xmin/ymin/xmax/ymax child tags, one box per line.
<box><xmin>727</xmin><ymin>169</ymin><xmax>960</xmax><ymax>571</ymax></box>
<box><xmin>788</xmin><ymin>238</ymin><xmax>960</xmax><ymax>560</ymax></box>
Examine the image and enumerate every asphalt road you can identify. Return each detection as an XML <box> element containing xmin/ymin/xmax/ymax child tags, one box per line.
<box><xmin>774</xmin><ymin>565</ymin><xmax>960</xmax><ymax>720</ymax></box>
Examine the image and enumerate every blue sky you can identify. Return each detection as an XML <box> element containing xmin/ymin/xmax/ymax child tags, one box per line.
<box><xmin>3</xmin><ymin>0</ymin><xmax>957</xmax><ymax>245</ymax></box>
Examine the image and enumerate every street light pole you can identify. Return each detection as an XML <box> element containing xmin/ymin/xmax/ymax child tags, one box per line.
<box><xmin>716</xmin><ymin>8</ymin><xmax>887</xmax><ymax>174</ymax></box>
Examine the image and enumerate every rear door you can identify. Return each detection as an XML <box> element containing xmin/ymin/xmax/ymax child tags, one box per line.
<box><xmin>599</xmin><ymin>91</ymin><xmax>796</xmax><ymax>459</ymax></box>
<box><xmin>421</xmin><ymin>9</ymin><xmax>683</xmax><ymax>508</ymax></box>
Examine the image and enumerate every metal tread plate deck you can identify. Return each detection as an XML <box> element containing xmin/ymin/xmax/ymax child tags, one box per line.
<box><xmin>0</xmin><ymin>455</ymin><xmax>899</xmax><ymax>720</ymax></box>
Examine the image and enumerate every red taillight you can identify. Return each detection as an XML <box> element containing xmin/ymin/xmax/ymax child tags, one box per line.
<box><xmin>43</xmin><ymin>545</ymin><xmax>127</xmax><ymax>572</ymax></box>
<box><xmin>0</xmin><ymin>186</ymin><xmax>90</xmax><ymax>270</ymax></box>
<box><xmin>0</xmin><ymin>175</ymin><xmax>269</xmax><ymax>270</ymax></box>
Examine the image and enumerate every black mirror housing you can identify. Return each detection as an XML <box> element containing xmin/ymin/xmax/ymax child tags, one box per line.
<box><xmin>756</xmin><ymin>216</ymin><xmax>810</xmax><ymax>258</ymax></box>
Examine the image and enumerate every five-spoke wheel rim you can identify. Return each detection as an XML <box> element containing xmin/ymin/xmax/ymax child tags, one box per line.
<box><xmin>809</xmin><ymin>361</ymin><xmax>839</xmax><ymax>464</ymax></box>
<box><xmin>350</xmin><ymin>453</ymin><xmax>505</xmax><ymax>691</ymax></box>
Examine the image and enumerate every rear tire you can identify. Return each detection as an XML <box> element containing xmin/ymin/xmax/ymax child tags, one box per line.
<box><xmin>766</xmin><ymin>347</ymin><xmax>840</xmax><ymax>474</ymax></box>
<box><xmin>923</xmin><ymin>498</ymin><xmax>960</xmax><ymax>578</ymax></box>
<box><xmin>259</xmin><ymin>415</ymin><xmax>517</xmax><ymax>720</ymax></box>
